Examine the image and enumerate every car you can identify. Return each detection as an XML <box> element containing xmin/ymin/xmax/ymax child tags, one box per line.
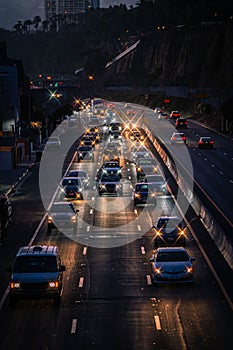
<box><xmin>136</xmin><ymin>157</ymin><xmax>160</xmax><ymax>180</ymax></box>
<box><xmin>89</xmin><ymin>115</ymin><xmax>99</xmax><ymax>125</ymax></box>
<box><xmin>175</xmin><ymin>118</ymin><xmax>188</xmax><ymax>129</ymax></box>
<box><xmin>79</xmin><ymin>135</ymin><xmax>95</xmax><ymax>148</ymax></box>
<box><xmin>67</xmin><ymin>169</ymin><xmax>90</xmax><ymax>187</ymax></box>
<box><xmin>0</xmin><ymin>194</ymin><xmax>13</xmax><ymax>243</ymax></box>
<box><xmin>154</xmin><ymin>107</ymin><xmax>163</xmax><ymax>114</ymax></box>
<box><xmin>77</xmin><ymin>146</ymin><xmax>94</xmax><ymax>162</ymax></box>
<box><xmin>152</xmin><ymin>216</ymin><xmax>186</xmax><ymax>247</ymax></box>
<box><xmin>198</xmin><ymin>136</ymin><xmax>214</xmax><ymax>149</ymax></box>
<box><xmin>7</xmin><ymin>245</ymin><xmax>66</xmax><ymax>305</ymax></box>
<box><xmin>62</xmin><ymin>184</ymin><xmax>83</xmax><ymax>200</ymax></box>
<box><xmin>67</xmin><ymin>169</ymin><xmax>89</xmax><ymax>187</ymax></box>
<box><xmin>128</xmin><ymin>129</ymin><xmax>145</xmax><ymax>142</ymax></box>
<box><xmin>170</xmin><ymin>110</ymin><xmax>181</xmax><ymax>119</ymax></box>
<box><xmin>171</xmin><ymin>132</ymin><xmax>186</xmax><ymax>144</ymax></box>
<box><xmin>61</xmin><ymin>176</ymin><xmax>83</xmax><ymax>189</ymax></box>
<box><xmin>109</xmin><ymin>122</ymin><xmax>123</xmax><ymax>133</ymax></box>
<box><xmin>144</xmin><ymin>174</ymin><xmax>168</xmax><ymax>195</ymax></box>
<box><xmin>46</xmin><ymin>136</ymin><xmax>61</xmax><ymax>150</ymax></box>
<box><xmin>97</xmin><ymin>174</ymin><xmax>123</xmax><ymax>196</ymax></box>
<box><xmin>102</xmin><ymin>161</ymin><xmax>122</xmax><ymax>177</ymax></box>
<box><xmin>109</xmin><ymin>131</ymin><xmax>123</xmax><ymax>141</ymax></box>
<box><xmin>102</xmin><ymin>149</ymin><xmax>120</xmax><ymax>164</ymax></box>
<box><xmin>126</xmin><ymin>109</ymin><xmax>136</xmax><ymax>116</ymax></box>
<box><xmin>133</xmin><ymin>182</ymin><xmax>156</xmax><ymax>206</ymax></box>
<box><xmin>47</xmin><ymin>201</ymin><xmax>78</xmax><ymax>234</ymax></box>
<box><xmin>158</xmin><ymin>112</ymin><xmax>169</xmax><ymax>120</ymax></box>
<box><xmin>132</xmin><ymin>147</ymin><xmax>150</xmax><ymax>163</ymax></box>
<box><xmin>150</xmin><ymin>247</ymin><xmax>195</xmax><ymax>284</ymax></box>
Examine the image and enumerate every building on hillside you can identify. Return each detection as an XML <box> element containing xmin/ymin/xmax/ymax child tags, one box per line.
<box><xmin>45</xmin><ymin>0</ymin><xmax>100</xmax><ymax>21</ymax></box>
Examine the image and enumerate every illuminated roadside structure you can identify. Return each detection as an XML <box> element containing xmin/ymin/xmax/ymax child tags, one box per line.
<box><xmin>45</xmin><ymin>0</ymin><xmax>100</xmax><ymax>24</ymax></box>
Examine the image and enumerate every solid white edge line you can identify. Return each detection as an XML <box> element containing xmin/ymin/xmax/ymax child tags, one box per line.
<box><xmin>71</xmin><ymin>318</ymin><xmax>78</xmax><ymax>334</ymax></box>
<box><xmin>154</xmin><ymin>315</ymin><xmax>162</xmax><ymax>330</ymax></box>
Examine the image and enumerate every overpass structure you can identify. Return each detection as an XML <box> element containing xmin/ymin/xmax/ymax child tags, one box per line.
<box><xmin>105</xmin><ymin>40</ymin><xmax>140</xmax><ymax>69</ymax></box>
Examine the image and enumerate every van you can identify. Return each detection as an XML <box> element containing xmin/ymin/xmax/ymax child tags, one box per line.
<box><xmin>7</xmin><ymin>245</ymin><xmax>66</xmax><ymax>306</ymax></box>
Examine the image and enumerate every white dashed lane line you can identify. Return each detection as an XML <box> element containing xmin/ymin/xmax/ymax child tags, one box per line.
<box><xmin>141</xmin><ymin>246</ymin><xmax>146</xmax><ymax>255</ymax></box>
<box><xmin>70</xmin><ymin>319</ymin><xmax>78</xmax><ymax>334</ymax></box>
<box><xmin>146</xmin><ymin>275</ymin><xmax>152</xmax><ymax>285</ymax></box>
<box><xmin>83</xmin><ymin>246</ymin><xmax>87</xmax><ymax>255</ymax></box>
<box><xmin>154</xmin><ymin>315</ymin><xmax>162</xmax><ymax>330</ymax></box>
<box><xmin>78</xmin><ymin>277</ymin><xmax>84</xmax><ymax>288</ymax></box>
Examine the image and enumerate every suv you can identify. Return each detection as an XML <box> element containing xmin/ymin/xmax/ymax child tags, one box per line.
<box><xmin>47</xmin><ymin>201</ymin><xmax>78</xmax><ymax>234</ymax></box>
<box><xmin>175</xmin><ymin>118</ymin><xmax>188</xmax><ymax>129</ymax></box>
<box><xmin>170</xmin><ymin>111</ymin><xmax>181</xmax><ymax>119</ymax></box>
<box><xmin>152</xmin><ymin>216</ymin><xmax>186</xmax><ymax>247</ymax></box>
<box><xmin>7</xmin><ymin>245</ymin><xmax>66</xmax><ymax>306</ymax></box>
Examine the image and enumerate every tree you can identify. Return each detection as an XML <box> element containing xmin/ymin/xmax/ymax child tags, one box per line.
<box><xmin>24</xmin><ymin>19</ymin><xmax>33</xmax><ymax>33</ymax></box>
<box><xmin>33</xmin><ymin>16</ymin><xmax>41</xmax><ymax>31</ymax></box>
<box><xmin>13</xmin><ymin>20</ymin><xmax>23</xmax><ymax>33</ymax></box>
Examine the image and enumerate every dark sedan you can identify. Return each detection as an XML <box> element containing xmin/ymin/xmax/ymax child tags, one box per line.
<box><xmin>97</xmin><ymin>174</ymin><xmax>123</xmax><ymax>196</ymax></box>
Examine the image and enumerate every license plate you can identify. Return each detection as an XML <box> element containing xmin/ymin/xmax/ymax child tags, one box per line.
<box><xmin>167</xmin><ymin>237</ymin><xmax>174</xmax><ymax>241</ymax></box>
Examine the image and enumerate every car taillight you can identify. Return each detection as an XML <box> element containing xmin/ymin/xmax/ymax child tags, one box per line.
<box><xmin>209</xmin><ymin>141</ymin><xmax>214</xmax><ymax>144</ymax></box>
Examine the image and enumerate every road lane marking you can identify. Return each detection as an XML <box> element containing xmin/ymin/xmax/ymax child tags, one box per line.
<box><xmin>141</xmin><ymin>246</ymin><xmax>146</xmax><ymax>254</ymax></box>
<box><xmin>146</xmin><ymin>275</ymin><xmax>152</xmax><ymax>285</ymax></box>
<box><xmin>138</xmin><ymin>224</ymin><xmax>141</xmax><ymax>231</ymax></box>
<box><xmin>71</xmin><ymin>319</ymin><xmax>78</xmax><ymax>334</ymax></box>
<box><xmin>83</xmin><ymin>247</ymin><xmax>88</xmax><ymax>255</ymax></box>
<box><xmin>134</xmin><ymin>209</ymin><xmax>137</xmax><ymax>215</ymax></box>
<box><xmin>87</xmin><ymin>226</ymin><xmax>90</xmax><ymax>232</ymax></box>
<box><xmin>211</xmin><ymin>164</ymin><xmax>215</xmax><ymax>167</ymax></box>
<box><xmin>79</xmin><ymin>277</ymin><xmax>84</xmax><ymax>288</ymax></box>
<box><xmin>154</xmin><ymin>315</ymin><xmax>162</xmax><ymax>330</ymax></box>
<box><xmin>91</xmin><ymin>196</ymin><xmax>95</xmax><ymax>200</ymax></box>
<box><xmin>219</xmin><ymin>171</ymin><xmax>223</xmax><ymax>175</ymax></box>
<box><xmin>90</xmin><ymin>209</ymin><xmax>93</xmax><ymax>214</ymax></box>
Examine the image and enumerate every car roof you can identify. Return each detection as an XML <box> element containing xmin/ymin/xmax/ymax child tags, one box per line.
<box><xmin>156</xmin><ymin>247</ymin><xmax>186</xmax><ymax>253</ymax></box>
<box><xmin>157</xmin><ymin>216</ymin><xmax>180</xmax><ymax>220</ymax></box>
<box><xmin>16</xmin><ymin>245</ymin><xmax>58</xmax><ymax>257</ymax></box>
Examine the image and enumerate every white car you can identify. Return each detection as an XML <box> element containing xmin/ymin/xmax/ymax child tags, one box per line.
<box><xmin>46</xmin><ymin>136</ymin><xmax>61</xmax><ymax>150</ymax></box>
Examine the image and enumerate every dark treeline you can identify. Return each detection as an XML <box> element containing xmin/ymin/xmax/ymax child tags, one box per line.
<box><xmin>0</xmin><ymin>0</ymin><xmax>232</xmax><ymax>76</ymax></box>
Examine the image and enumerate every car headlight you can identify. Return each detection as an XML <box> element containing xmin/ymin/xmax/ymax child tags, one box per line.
<box><xmin>79</xmin><ymin>152</ymin><xmax>83</xmax><ymax>157</ymax></box>
<box><xmin>186</xmin><ymin>266</ymin><xmax>193</xmax><ymax>273</ymax></box>
<box><xmin>10</xmin><ymin>282</ymin><xmax>20</xmax><ymax>289</ymax></box>
<box><xmin>154</xmin><ymin>267</ymin><xmax>161</xmax><ymax>274</ymax></box>
<box><xmin>155</xmin><ymin>230</ymin><xmax>161</xmax><ymax>236</ymax></box>
<box><xmin>49</xmin><ymin>281</ymin><xmax>59</xmax><ymax>288</ymax></box>
<box><xmin>134</xmin><ymin>193</ymin><xmax>140</xmax><ymax>198</ymax></box>
<box><xmin>48</xmin><ymin>215</ymin><xmax>53</xmax><ymax>223</ymax></box>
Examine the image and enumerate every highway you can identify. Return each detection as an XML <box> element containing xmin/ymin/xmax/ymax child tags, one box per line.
<box><xmin>0</xmin><ymin>102</ymin><xmax>232</xmax><ymax>350</ymax></box>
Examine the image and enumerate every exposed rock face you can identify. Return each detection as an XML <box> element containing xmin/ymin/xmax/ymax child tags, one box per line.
<box><xmin>104</xmin><ymin>24</ymin><xmax>233</xmax><ymax>88</ymax></box>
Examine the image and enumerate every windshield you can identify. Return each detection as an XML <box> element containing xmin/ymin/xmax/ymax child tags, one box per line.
<box><xmin>78</xmin><ymin>146</ymin><xmax>92</xmax><ymax>152</ymax></box>
<box><xmin>157</xmin><ymin>218</ymin><xmax>180</xmax><ymax>228</ymax></box>
<box><xmin>157</xmin><ymin>251</ymin><xmax>189</xmax><ymax>262</ymax></box>
<box><xmin>101</xmin><ymin>175</ymin><xmax>120</xmax><ymax>182</ymax></box>
<box><xmin>13</xmin><ymin>256</ymin><xmax>58</xmax><ymax>273</ymax></box>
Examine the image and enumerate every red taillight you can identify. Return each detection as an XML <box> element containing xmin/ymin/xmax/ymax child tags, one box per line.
<box><xmin>209</xmin><ymin>141</ymin><xmax>214</xmax><ymax>144</ymax></box>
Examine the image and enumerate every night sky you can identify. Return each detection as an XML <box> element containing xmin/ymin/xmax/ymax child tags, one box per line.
<box><xmin>0</xmin><ymin>0</ymin><xmax>137</xmax><ymax>30</ymax></box>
